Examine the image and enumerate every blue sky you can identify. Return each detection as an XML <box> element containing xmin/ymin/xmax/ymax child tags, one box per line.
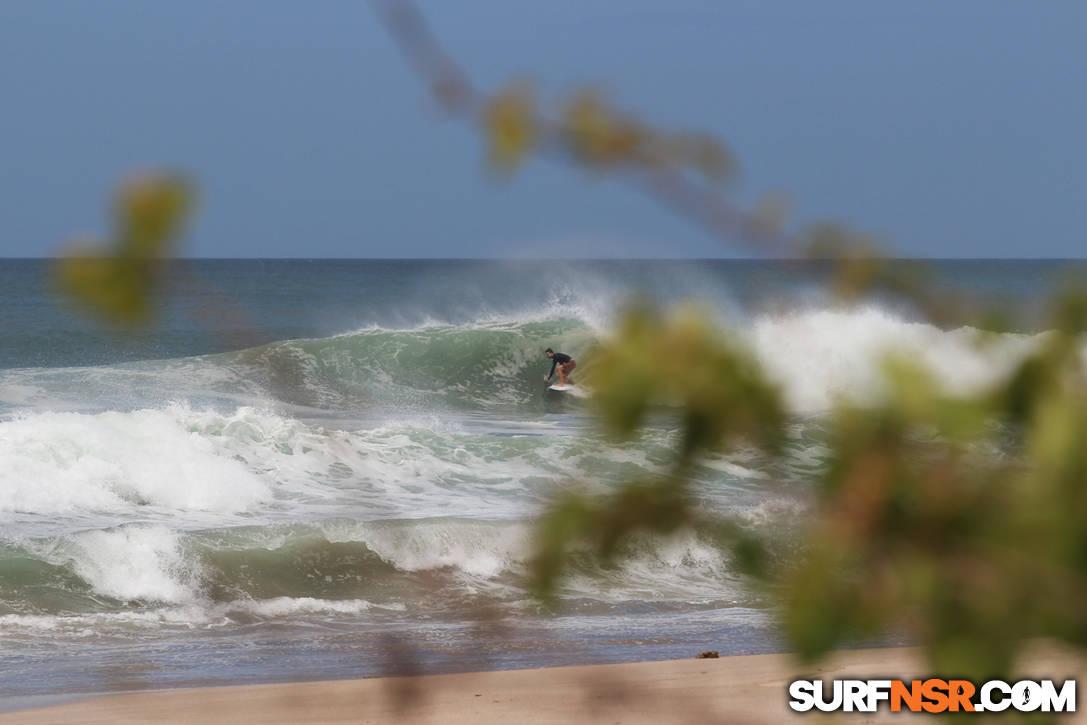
<box><xmin>1</xmin><ymin>1</ymin><xmax>1084</xmax><ymax>258</ymax></box>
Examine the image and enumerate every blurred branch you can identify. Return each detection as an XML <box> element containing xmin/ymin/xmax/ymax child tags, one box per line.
<box><xmin>373</xmin><ymin>0</ymin><xmax>790</xmax><ymax>256</ymax></box>
<box><xmin>376</xmin><ymin>0</ymin><xmax>1087</xmax><ymax>691</ymax></box>
<box><xmin>373</xmin><ymin>0</ymin><xmax>479</xmax><ymax>114</ymax></box>
<box><xmin>372</xmin><ymin>0</ymin><xmax>1024</xmax><ymax>330</ymax></box>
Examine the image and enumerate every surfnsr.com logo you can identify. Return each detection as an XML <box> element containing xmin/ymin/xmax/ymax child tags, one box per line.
<box><xmin>788</xmin><ymin>678</ymin><xmax>1076</xmax><ymax>714</ymax></box>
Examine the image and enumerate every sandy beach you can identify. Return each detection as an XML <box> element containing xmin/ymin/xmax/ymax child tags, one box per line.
<box><xmin>5</xmin><ymin>644</ymin><xmax>1084</xmax><ymax>724</ymax></box>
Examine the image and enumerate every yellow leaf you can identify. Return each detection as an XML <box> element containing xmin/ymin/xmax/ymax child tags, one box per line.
<box><xmin>482</xmin><ymin>85</ymin><xmax>535</xmax><ymax>171</ymax></box>
<box><xmin>55</xmin><ymin>248</ymin><xmax>156</xmax><ymax>326</ymax></box>
<box><xmin>117</xmin><ymin>174</ymin><xmax>193</xmax><ymax>257</ymax></box>
<box><xmin>55</xmin><ymin>172</ymin><xmax>194</xmax><ymax>327</ymax></box>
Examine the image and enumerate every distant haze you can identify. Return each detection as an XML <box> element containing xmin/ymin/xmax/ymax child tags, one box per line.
<box><xmin>1</xmin><ymin>0</ymin><xmax>1084</xmax><ymax>258</ymax></box>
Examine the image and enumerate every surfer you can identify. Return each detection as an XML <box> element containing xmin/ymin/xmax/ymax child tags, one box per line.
<box><xmin>545</xmin><ymin>348</ymin><xmax>576</xmax><ymax>385</ymax></box>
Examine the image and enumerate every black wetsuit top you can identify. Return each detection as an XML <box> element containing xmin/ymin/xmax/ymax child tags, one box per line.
<box><xmin>547</xmin><ymin>353</ymin><xmax>572</xmax><ymax>380</ymax></box>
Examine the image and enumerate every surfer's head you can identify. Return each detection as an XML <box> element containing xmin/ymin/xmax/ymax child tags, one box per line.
<box><xmin>545</xmin><ymin>348</ymin><xmax>554</xmax><ymax>358</ymax></box>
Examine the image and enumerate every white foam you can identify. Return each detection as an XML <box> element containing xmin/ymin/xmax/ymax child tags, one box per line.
<box><xmin>0</xmin><ymin>597</ymin><xmax>404</xmax><ymax>635</ymax></box>
<box><xmin>562</xmin><ymin>529</ymin><xmax>743</xmax><ymax>603</ymax></box>
<box><xmin>697</xmin><ymin>455</ymin><xmax>769</xmax><ymax>479</ymax></box>
<box><xmin>0</xmin><ymin>400</ymin><xmax>686</xmax><ymax>538</ymax></box>
<box><xmin>319</xmin><ymin>519</ymin><xmax>528</xmax><ymax>579</ymax></box>
<box><xmin>318</xmin><ymin>518</ymin><xmax>752</xmax><ymax>603</ymax></box>
<box><xmin>751</xmin><ymin>307</ymin><xmax>1037</xmax><ymax>413</ymax></box>
<box><xmin>238</xmin><ymin>596</ymin><xmax>397</xmax><ymax>617</ymax></box>
<box><xmin>0</xmin><ymin>405</ymin><xmax>272</xmax><ymax>517</ymax></box>
<box><xmin>40</xmin><ymin>524</ymin><xmax>201</xmax><ymax>603</ymax></box>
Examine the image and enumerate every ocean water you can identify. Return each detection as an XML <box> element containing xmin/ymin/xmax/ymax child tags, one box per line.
<box><xmin>0</xmin><ymin>258</ymin><xmax>1081</xmax><ymax>701</ymax></box>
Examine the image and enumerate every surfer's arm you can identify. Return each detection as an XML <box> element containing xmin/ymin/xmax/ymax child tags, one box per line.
<box><xmin>547</xmin><ymin>359</ymin><xmax>557</xmax><ymax>380</ymax></box>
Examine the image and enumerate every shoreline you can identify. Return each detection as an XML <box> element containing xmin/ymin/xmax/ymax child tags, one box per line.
<box><xmin>5</xmin><ymin>643</ymin><xmax>1087</xmax><ymax>723</ymax></box>
<box><xmin>0</xmin><ymin>644</ymin><xmax>1061</xmax><ymax>725</ymax></box>
<box><xmin>6</xmin><ymin>643</ymin><xmax>1084</xmax><ymax>724</ymax></box>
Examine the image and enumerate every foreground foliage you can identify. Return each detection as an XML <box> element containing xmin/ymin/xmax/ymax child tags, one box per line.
<box><xmin>551</xmin><ymin>295</ymin><xmax>1087</xmax><ymax>682</ymax></box>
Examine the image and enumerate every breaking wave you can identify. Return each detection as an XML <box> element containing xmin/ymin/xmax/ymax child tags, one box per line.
<box><xmin>0</xmin><ymin>306</ymin><xmax>1046</xmax><ymax>419</ymax></box>
<box><xmin>0</xmin><ymin>302</ymin><xmax>1054</xmax><ymax>639</ymax></box>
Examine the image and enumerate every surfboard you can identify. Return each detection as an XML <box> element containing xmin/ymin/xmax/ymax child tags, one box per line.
<box><xmin>548</xmin><ymin>383</ymin><xmax>574</xmax><ymax>391</ymax></box>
